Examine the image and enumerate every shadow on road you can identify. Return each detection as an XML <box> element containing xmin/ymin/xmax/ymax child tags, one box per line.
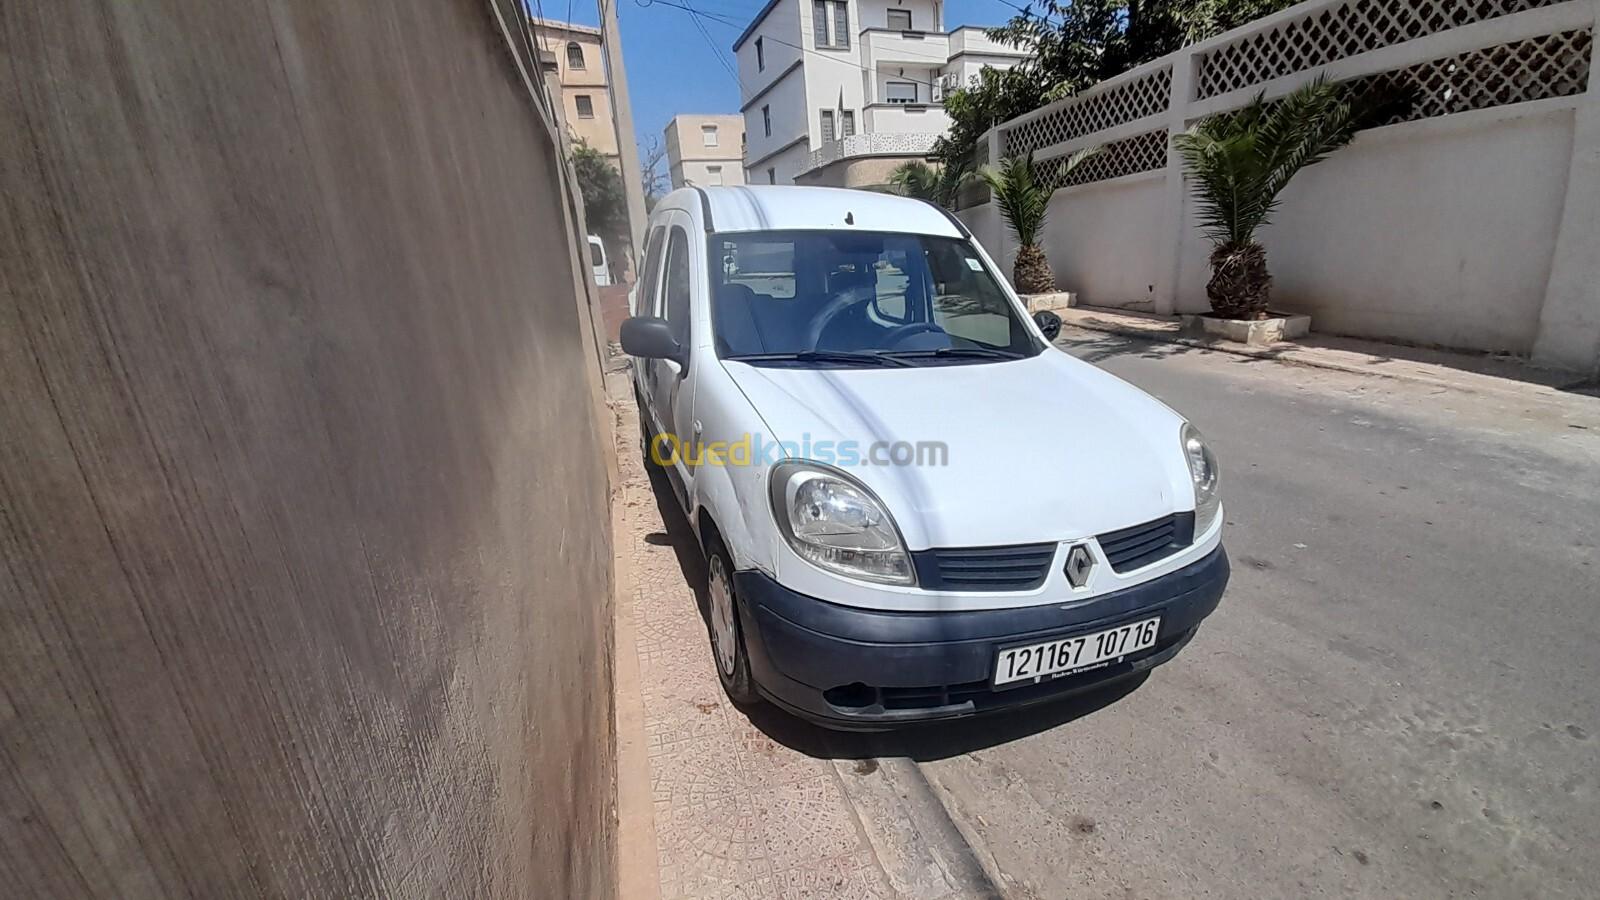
<box><xmin>642</xmin><ymin>458</ymin><xmax>1153</xmax><ymax>763</ymax></box>
<box><xmin>745</xmin><ymin>673</ymin><xmax>1150</xmax><ymax>763</ymax></box>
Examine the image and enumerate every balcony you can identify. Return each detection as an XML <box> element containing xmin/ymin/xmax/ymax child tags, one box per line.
<box><xmin>864</xmin><ymin>103</ymin><xmax>949</xmax><ymax>135</ymax></box>
<box><xmin>859</xmin><ymin>28</ymin><xmax>949</xmax><ymax>71</ymax></box>
<box><xmin>800</xmin><ymin>132</ymin><xmax>942</xmax><ymax>175</ymax></box>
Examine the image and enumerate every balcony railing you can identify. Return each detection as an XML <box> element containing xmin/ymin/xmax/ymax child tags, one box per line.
<box><xmin>801</xmin><ymin>132</ymin><xmax>942</xmax><ymax>174</ymax></box>
<box><xmin>859</xmin><ymin>28</ymin><xmax>950</xmax><ymax>71</ymax></box>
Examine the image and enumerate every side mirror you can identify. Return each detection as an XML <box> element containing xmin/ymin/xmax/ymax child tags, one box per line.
<box><xmin>620</xmin><ymin>316</ymin><xmax>686</xmax><ymax>365</ymax></box>
<box><xmin>1032</xmin><ymin>310</ymin><xmax>1062</xmax><ymax>342</ymax></box>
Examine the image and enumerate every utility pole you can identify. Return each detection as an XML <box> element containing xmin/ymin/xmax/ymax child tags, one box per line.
<box><xmin>600</xmin><ymin>0</ymin><xmax>648</xmax><ymax>273</ymax></box>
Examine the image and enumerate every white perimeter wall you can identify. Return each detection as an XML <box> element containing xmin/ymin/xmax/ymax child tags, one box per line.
<box><xmin>1176</xmin><ymin>105</ymin><xmax>1576</xmax><ymax>353</ymax></box>
<box><xmin>959</xmin><ymin>0</ymin><xmax>1600</xmax><ymax>372</ymax></box>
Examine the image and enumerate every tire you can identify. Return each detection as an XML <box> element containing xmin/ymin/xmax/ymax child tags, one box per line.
<box><xmin>704</xmin><ymin>535</ymin><xmax>761</xmax><ymax>706</ymax></box>
<box><xmin>638</xmin><ymin>401</ymin><xmax>660</xmax><ymax>470</ymax></box>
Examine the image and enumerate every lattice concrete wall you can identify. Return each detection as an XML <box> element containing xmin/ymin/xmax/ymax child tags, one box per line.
<box><xmin>970</xmin><ymin>0</ymin><xmax>1600</xmax><ymax>371</ymax></box>
<box><xmin>1002</xmin><ymin>66</ymin><xmax>1171</xmax><ymax>160</ymax></box>
<box><xmin>1358</xmin><ymin>28</ymin><xmax>1593</xmax><ymax>123</ymax></box>
<box><xmin>980</xmin><ymin>0</ymin><xmax>1593</xmax><ymax>192</ymax></box>
<box><xmin>1196</xmin><ymin>0</ymin><xmax>1568</xmax><ymax>99</ymax></box>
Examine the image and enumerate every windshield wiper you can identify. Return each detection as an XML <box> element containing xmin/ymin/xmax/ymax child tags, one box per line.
<box><xmin>884</xmin><ymin>346</ymin><xmax>1025</xmax><ymax>361</ymax></box>
<box><xmin>726</xmin><ymin>350</ymin><xmax>914</xmax><ymax>368</ymax></box>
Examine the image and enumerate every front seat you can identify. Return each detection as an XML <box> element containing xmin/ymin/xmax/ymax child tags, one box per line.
<box><xmin>714</xmin><ymin>282</ymin><xmax>767</xmax><ymax>355</ymax></box>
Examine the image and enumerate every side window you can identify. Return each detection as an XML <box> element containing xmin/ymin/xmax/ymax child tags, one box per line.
<box><xmin>662</xmin><ymin>227</ymin><xmax>692</xmax><ymax>348</ymax></box>
<box><xmin>638</xmin><ymin>225</ymin><xmax>666</xmax><ymax>316</ymax></box>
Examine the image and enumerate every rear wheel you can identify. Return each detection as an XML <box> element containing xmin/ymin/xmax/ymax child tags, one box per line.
<box><xmin>705</xmin><ymin>536</ymin><xmax>760</xmax><ymax>706</ymax></box>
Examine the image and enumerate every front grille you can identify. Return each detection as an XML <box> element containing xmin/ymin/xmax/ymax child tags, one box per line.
<box><xmin>913</xmin><ymin>543</ymin><xmax>1057</xmax><ymax>591</ymax></box>
<box><xmin>1097</xmin><ymin>512</ymin><xmax>1195</xmax><ymax>573</ymax></box>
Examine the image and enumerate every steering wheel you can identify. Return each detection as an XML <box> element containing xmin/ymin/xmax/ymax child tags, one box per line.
<box><xmin>805</xmin><ymin>284</ymin><xmax>875</xmax><ymax>348</ymax></box>
<box><xmin>879</xmin><ymin>322</ymin><xmax>946</xmax><ymax>347</ymax></box>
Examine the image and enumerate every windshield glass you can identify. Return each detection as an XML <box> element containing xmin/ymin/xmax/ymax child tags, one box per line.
<box><xmin>709</xmin><ymin>230</ymin><xmax>1040</xmax><ymax>364</ymax></box>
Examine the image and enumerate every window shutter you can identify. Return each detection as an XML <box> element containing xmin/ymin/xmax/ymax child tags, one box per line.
<box><xmin>813</xmin><ymin>0</ymin><xmax>828</xmax><ymax>47</ymax></box>
<box><xmin>820</xmin><ymin>110</ymin><xmax>835</xmax><ymax>143</ymax></box>
<box><xmin>841</xmin><ymin>110</ymin><xmax>855</xmax><ymax>137</ymax></box>
<box><xmin>833</xmin><ymin>2</ymin><xmax>849</xmax><ymax>49</ymax></box>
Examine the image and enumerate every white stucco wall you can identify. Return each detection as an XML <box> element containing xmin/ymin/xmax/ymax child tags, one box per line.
<box><xmin>1187</xmin><ymin>109</ymin><xmax>1577</xmax><ymax>353</ymax></box>
<box><xmin>960</xmin><ymin>0</ymin><xmax>1600</xmax><ymax>370</ymax></box>
<box><xmin>865</xmin><ymin>102</ymin><xmax>949</xmax><ymax>133</ymax></box>
<box><xmin>677</xmin><ymin>159</ymin><xmax>746</xmax><ymax>187</ymax></box>
<box><xmin>858</xmin><ymin>0</ymin><xmax>940</xmax><ymax>31</ymax></box>
<box><xmin>1046</xmin><ymin>173</ymin><xmax>1168</xmax><ymax>309</ymax></box>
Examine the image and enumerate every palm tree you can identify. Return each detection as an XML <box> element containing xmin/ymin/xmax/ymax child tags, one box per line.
<box><xmin>888</xmin><ymin>161</ymin><xmax>941</xmax><ymax>202</ymax></box>
<box><xmin>1174</xmin><ymin>77</ymin><xmax>1392</xmax><ymax>320</ymax></box>
<box><xmin>979</xmin><ymin>148</ymin><xmax>1099</xmax><ymax>294</ymax></box>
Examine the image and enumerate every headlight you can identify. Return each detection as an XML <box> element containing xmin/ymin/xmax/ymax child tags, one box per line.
<box><xmin>1182</xmin><ymin>423</ymin><xmax>1221</xmax><ymax>534</ymax></box>
<box><xmin>769</xmin><ymin>462</ymin><xmax>915</xmax><ymax>585</ymax></box>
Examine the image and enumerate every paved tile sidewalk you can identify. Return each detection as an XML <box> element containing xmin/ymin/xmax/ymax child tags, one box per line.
<box><xmin>610</xmin><ymin>374</ymin><xmax>894</xmax><ymax>900</ymax></box>
<box><xmin>1059</xmin><ymin>306</ymin><xmax>1592</xmax><ymax>395</ymax></box>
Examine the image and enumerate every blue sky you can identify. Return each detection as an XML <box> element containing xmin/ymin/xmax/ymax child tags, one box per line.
<box><xmin>535</xmin><ymin>0</ymin><xmax>1027</xmax><ymax>155</ymax></box>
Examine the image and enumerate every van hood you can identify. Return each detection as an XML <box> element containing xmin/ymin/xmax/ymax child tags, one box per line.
<box><xmin>724</xmin><ymin>351</ymin><xmax>1194</xmax><ymax>549</ymax></box>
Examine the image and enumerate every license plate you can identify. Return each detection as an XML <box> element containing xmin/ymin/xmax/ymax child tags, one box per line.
<box><xmin>993</xmin><ymin>616</ymin><xmax>1161</xmax><ymax>687</ymax></box>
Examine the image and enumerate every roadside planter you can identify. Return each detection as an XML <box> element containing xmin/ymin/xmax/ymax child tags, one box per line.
<box><xmin>1182</xmin><ymin>311</ymin><xmax>1311</xmax><ymax>347</ymax></box>
<box><xmin>623</xmin><ymin>185</ymin><xmax>1229</xmax><ymax>730</ymax></box>
<box><xmin>1020</xmin><ymin>290</ymin><xmax>1078</xmax><ymax>315</ymax></box>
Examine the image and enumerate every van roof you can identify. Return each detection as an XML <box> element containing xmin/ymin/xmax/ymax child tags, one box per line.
<box><xmin>675</xmin><ymin>186</ymin><xmax>966</xmax><ymax>239</ymax></box>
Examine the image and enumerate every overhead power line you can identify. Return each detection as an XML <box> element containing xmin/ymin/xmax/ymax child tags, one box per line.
<box><xmin>679</xmin><ymin>0</ymin><xmax>743</xmax><ymax>86</ymax></box>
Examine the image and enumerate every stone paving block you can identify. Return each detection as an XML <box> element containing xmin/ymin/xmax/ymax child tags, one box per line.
<box><xmin>616</xmin><ymin>382</ymin><xmax>898</xmax><ymax>899</ymax></box>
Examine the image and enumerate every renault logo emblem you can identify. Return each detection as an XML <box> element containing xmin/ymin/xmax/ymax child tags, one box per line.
<box><xmin>1064</xmin><ymin>544</ymin><xmax>1096</xmax><ymax>588</ymax></box>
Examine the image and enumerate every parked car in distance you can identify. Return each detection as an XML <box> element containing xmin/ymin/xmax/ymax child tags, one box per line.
<box><xmin>588</xmin><ymin>234</ymin><xmax>612</xmax><ymax>287</ymax></box>
<box><xmin>623</xmin><ymin>185</ymin><xmax>1229</xmax><ymax>729</ymax></box>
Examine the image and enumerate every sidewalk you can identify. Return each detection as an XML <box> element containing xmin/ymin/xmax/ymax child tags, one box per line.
<box><xmin>608</xmin><ymin>372</ymin><xmax>897</xmax><ymax>900</ymax></box>
<box><xmin>1059</xmin><ymin>306</ymin><xmax>1595</xmax><ymax>397</ymax></box>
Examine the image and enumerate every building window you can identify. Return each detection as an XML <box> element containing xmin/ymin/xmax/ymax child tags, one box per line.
<box><xmin>841</xmin><ymin>110</ymin><xmax>855</xmax><ymax>137</ymax></box>
<box><xmin>702</xmin><ymin>124</ymin><xmax>718</xmax><ymax>147</ymax></box>
<box><xmin>566</xmin><ymin>42</ymin><xmax>585</xmax><ymax>70</ymax></box>
<box><xmin>575</xmin><ymin>94</ymin><xmax>595</xmax><ymax>118</ymax></box>
<box><xmin>887</xmin><ymin>9</ymin><xmax>912</xmax><ymax>30</ymax></box>
<box><xmin>762</xmin><ymin>105</ymin><xmax>771</xmax><ymax>137</ymax></box>
<box><xmin>767</xmin><ymin>167</ymin><xmax>776</xmax><ymax>184</ymax></box>
<box><xmin>819</xmin><ymin>109</ymin><xmax>835</xmax><ymax>143</ymax></box>
<box><xmin>813</xmin><ymin>0</ymin><xmax>848</xmax><ymax>49</ymax></box>
<box><xmin>885</xmin><ymin>81</ymin><xmax>917</xmax><ymax>104</ymax></box>
<box><xmin>708</xmin><ymin>165</ymin><xmax>724</xmax><ymax>186</ymax></box>
<box><xmin>756</xmin><ymin>37</ymin><xmax>765</xmax><ymax>71</ymax></box>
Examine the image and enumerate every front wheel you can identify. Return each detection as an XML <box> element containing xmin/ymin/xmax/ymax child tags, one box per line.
<box><xmin>704</xmin><ymin>537</ymin><xmax>760</xmax><ymax>706</ymax></box>
<box><xmin>638</xmin><ymin>401</ymin><xmax>660</xmax><ymax>470</ymax></box>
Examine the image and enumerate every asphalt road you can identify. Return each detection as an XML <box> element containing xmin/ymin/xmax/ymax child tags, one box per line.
<box><xmin>824</xmin><ymin>329</ymin><xmax>1600</xmax><ymax>899</ymax></box>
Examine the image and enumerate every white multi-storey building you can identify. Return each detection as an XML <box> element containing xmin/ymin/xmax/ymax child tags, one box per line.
<box><xmin>732</xmin><ymin>0</ymin><xmax>1025</xmax><ymax>188</ymax></box>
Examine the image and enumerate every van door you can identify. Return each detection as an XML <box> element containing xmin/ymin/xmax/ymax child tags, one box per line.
<box><xmin>632</xmin><ymin>224</ymin><xmax>667</xmax><ymax>407</ymax></box>
<box><xmin>650</xmin><ymin>213</ymin><xmax>698</xmax><ymax>501</ymax></box>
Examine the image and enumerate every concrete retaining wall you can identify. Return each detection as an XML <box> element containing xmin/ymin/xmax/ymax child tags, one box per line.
<box><xmin>0</xmin><ymin>1</ymin><xmax>615</xmax><ymax>896</ymax></box>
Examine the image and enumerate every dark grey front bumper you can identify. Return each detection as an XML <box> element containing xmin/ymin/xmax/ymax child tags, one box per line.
<box><xmin>734</xmin><ymin>546</ymin><xmax>1229</xmax><ymax>728</ymax></box>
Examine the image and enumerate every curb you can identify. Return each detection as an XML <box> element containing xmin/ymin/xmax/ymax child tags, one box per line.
<box><xmin>828</xmin><ymin>755</ymin><xmax>1003</xmax><ymax>899</ymax></box>
<box><xmin>1061</xmin><ymin>316</ymin><xmax>1585</xmax><ymax>397</ymax></box>
<box><xmin>607</xmin><ymin>376</ymin><xmax>663</xmax><ymax>900</ymax></box>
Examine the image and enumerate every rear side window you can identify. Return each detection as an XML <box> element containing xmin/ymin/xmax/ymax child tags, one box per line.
<box><xmin>663</xmin><ymin>226</ymin><xmax>692</xmax><ymax>347</ymax></box>
<box><xmin>589</xmin><ymin>241</ymin><xmax>604</xmax><ymax>267</ymax></box>
<box><xmin>637</xmin><ymin>226</ymin><xmax>666</xmax><ymax>315</ymax></box>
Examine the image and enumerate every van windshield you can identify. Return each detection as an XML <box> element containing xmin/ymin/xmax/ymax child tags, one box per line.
<box><xmin>709</xmin><ymin>230</ymin><xmax>1041</xmax><ymax>365</ymax></box>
